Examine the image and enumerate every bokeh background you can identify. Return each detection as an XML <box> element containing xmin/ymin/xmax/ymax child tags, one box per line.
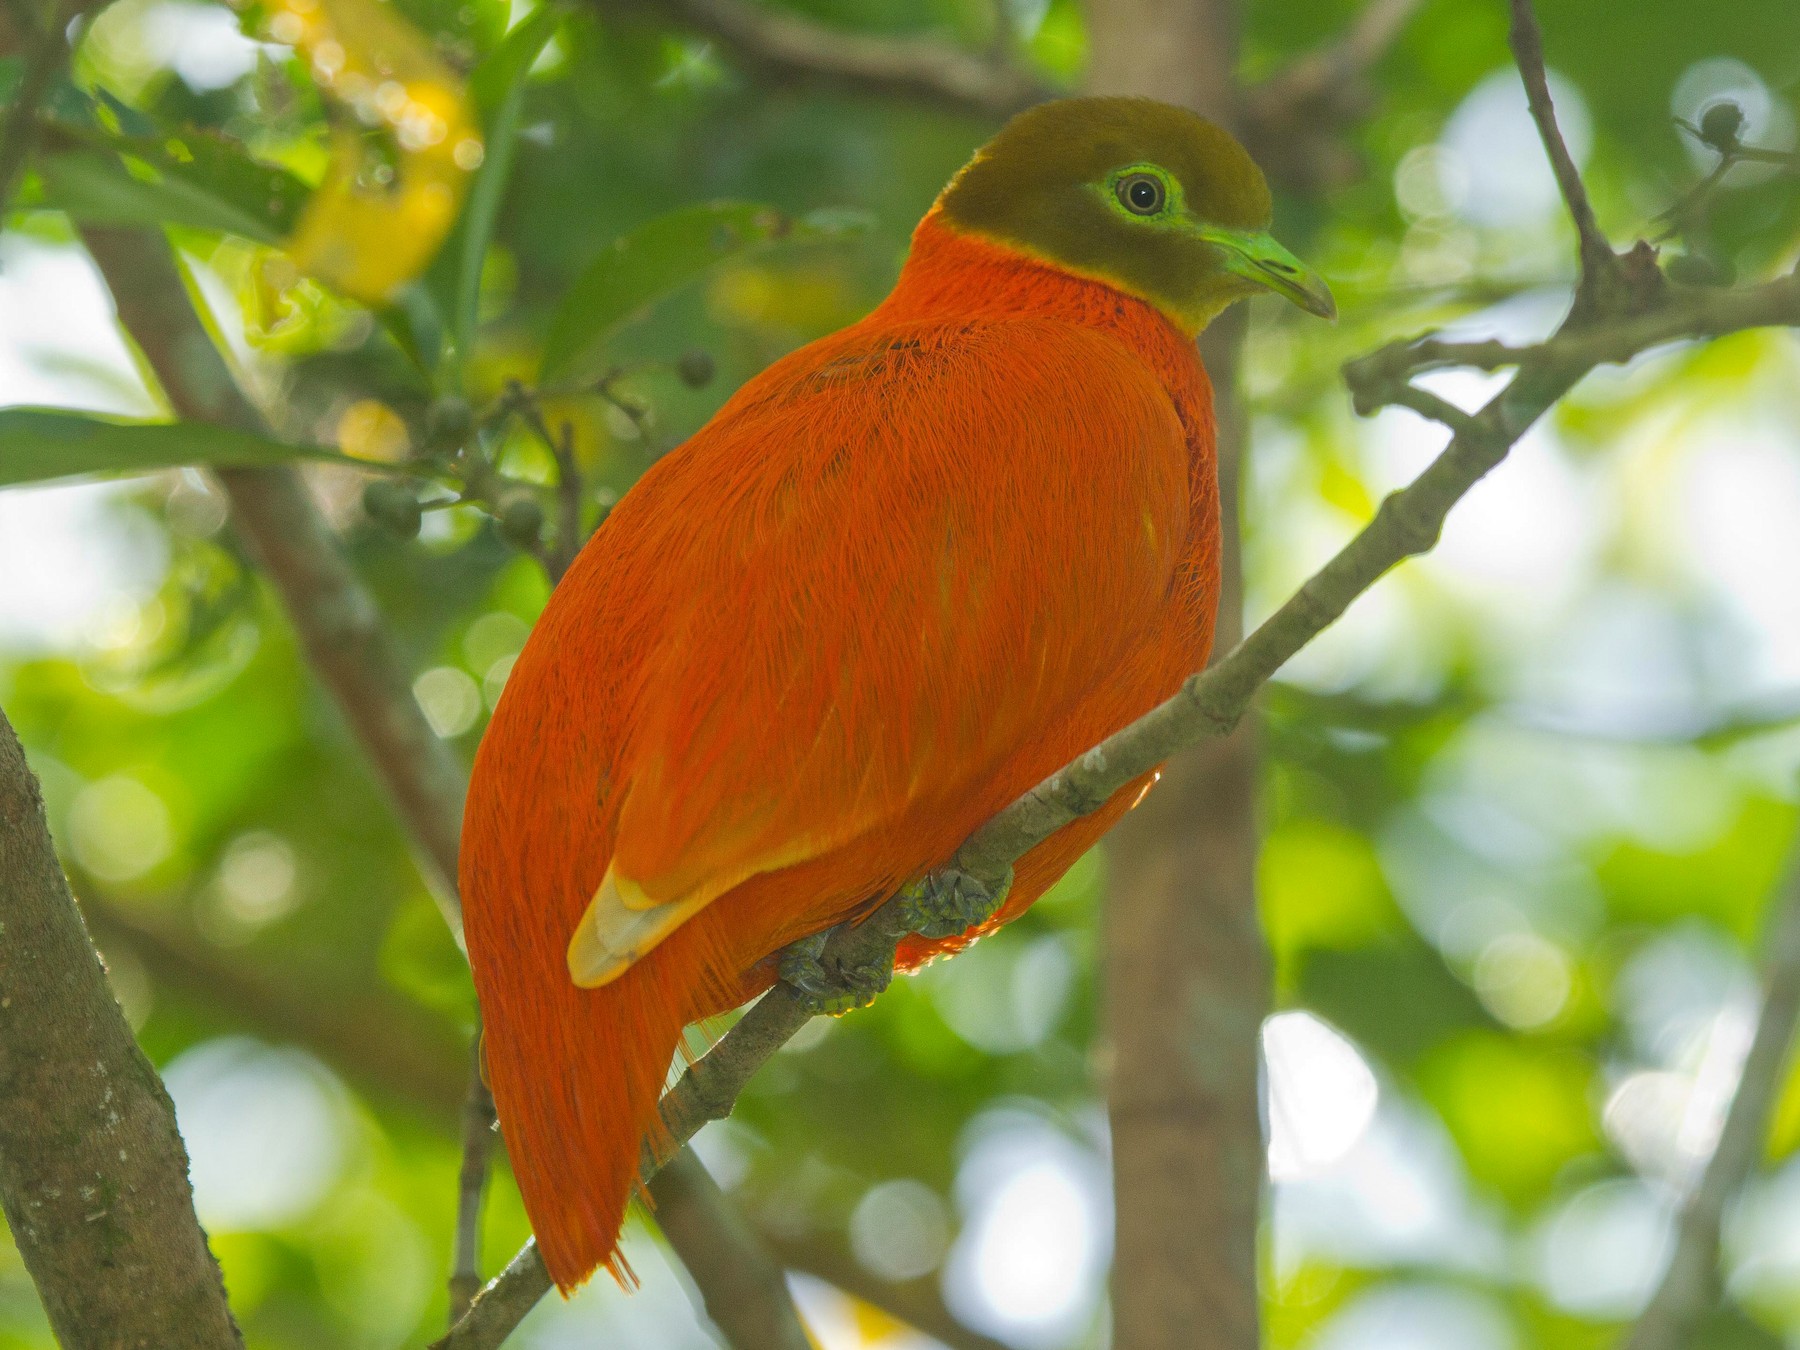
<box><xmin>4</xmin><ymin>0</ymin><xmax>1800</xmax><ymax>1346</ymax></box>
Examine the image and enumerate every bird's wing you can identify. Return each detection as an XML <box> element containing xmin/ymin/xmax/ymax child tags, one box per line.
<box><xmin>566</xmin><ymin>316</ymin><xmax>1196</xmax><ymax>986</ymax></box>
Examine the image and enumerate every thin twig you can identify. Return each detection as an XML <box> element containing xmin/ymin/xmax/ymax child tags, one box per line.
<box><xmin>1655</xmin><ymin>154</ymin><xmax>1737</xmax><ymax>242</ymax></box>
<box><xmin>1380</xmin><ymin>384</ymin><xmax>1480</xmax><ymax>435</ymax></box>
<box><xmin>506</xmin><ymin>388</ymin><xmax>584</xmax><ymax>583</ymax></box>
<box><xmin>1506</xmin><ymin>0</ymin><xmax>1615</xmax><ymax>286</ymax></box>
<box><xmin>1323</xmin><ymin>0</ymin><xmax>1420</xmax><ymax>73</ymax></box>
<box><xmin>1343</xmin><ymin>336</ymin><xmax>1531</xmax><ymax>397</ymax></box>
<box><xmin>1235</xmin><ymin>0</ymin><xmax>1422</xmax><ymax>192</ymax></box>
<box><xmin>450</xmin><ymin>1033</ymin><xmax>498</xmax><ymax>1324</ymax></box>
<box><xmin>1655</xmin><ymin>130</ymin><xmax>1800</xmax><ymax>247</ymax></box>
<box><xmin>1622</xmin><ymin>842</ymin><xmax>1800</xmax><ymax>1350</ymax></box>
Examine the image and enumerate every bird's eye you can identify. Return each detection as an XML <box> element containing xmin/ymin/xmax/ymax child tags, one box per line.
<box><xmin>1116</xmin><ymin>172</ymin><xmax>1166</xmax><ymax>216</ymax></box>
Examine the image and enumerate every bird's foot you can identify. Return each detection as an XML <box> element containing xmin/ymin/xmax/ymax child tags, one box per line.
<box><xmin>898</xmin><ymin>864</ymin><xmax>1013</xmax><ymax>940</ymax></box>
<box><xmin>778</xmin><ymin>931</ymin><xmax>891</xmax><ymax>1016</ymax></box>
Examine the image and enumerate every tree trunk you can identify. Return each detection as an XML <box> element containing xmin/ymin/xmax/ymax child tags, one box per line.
<box><xmin>0</xmin><ymin>706</ymin><xmax>244</xmax><ymax>1349</ymax></box>
<box><xmin>1086</xmin><ymin>5</ymin><xmax>1268</xmax><ymax>1348</ymax></box>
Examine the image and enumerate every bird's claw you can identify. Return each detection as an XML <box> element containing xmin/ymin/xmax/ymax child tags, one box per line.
<box><xmin>898</xmin><ymin>865</ymin><xmax>1013</xmax><ymax>940</ymax></box>
<box><xmin>778</xmin><ymin>932</ymin><xmax>891</xmax><ymax>1016</ymax></box>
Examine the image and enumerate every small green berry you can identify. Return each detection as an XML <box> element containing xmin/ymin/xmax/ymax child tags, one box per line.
<box><xmin>426</xmin><ymin>395</ymin><xmax>474</xmax><ymax>449</ymax></box>
<box><xmin>1699</xmin><ymin>101</ymin><xmax>1745</xmax><ymax>152</ymax></box>
<box><xmin>362</xmin><ymin>479</ymin><xmax>422</xmax><ymax>539</ymax></box>
<box><xmin>676</xmin><ymin>349</ymin><xmax>716</xmax><ymax>389</ymax></box>
<box><xmin>498</xmin><ymin>493</ymin><xmax>545</xmax><ymax>548</ymax></box>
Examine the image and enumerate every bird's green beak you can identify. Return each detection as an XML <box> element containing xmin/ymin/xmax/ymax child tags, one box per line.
<box><xmin>1202</xmin><ymin>227</ymin><xmax>1337</xmax><ymax>320</ymax></box>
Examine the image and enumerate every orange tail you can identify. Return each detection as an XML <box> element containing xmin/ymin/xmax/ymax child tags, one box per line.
<box><xmin>477</xmin><ymin>963</ymin><xmax>664</xmax><ymax>1289</ymax></box>
<box><xmin>470</xmin><ymin>894</ymin><xmax>749</xmax><ymax>1292</ymax></box>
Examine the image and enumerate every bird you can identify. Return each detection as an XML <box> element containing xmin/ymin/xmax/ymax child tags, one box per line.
<box><xmin>459</xmin><ymin>94</ymin><xmax>1334</xmax><ymax>1294</ymax></box>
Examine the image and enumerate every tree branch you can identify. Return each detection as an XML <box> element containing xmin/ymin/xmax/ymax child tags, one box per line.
<box><xmin>0</xmin><ymin>704</ymin><xmax>243</xmax><ymax>1349</ymax></box>
<box><xmin>651</xmin><ymin>1150</ymin><xmax>813</xmax><ymax>1350</ymax></box>
<box><xmin>1622</xmin><ymin>841</ymin><xmax>1800</xmax><ymax>1350</ymax></box>
<box><xmin>0</xmin><ymin>0</ymin><xmax>90</xmax><ymax>218</ymax></box>
<box><xmin>82</xmin><ymin>893</ymin><xmax>468</xmax><ymax>1116</ymax></box>
<box><xmin>1087</xmin><ymin>4</ymin><xmax>1264</xmax><ymax>1342</ymax></box>
<box><xmin>77</xmin><ymin>224</ymin><xmax>471</xmax><ymax>940</ymax></box>
<box><xmin>631</xmin><ymin>0</ymin><xmax>1047</xmax><ymax>115</ymax></box>
<box><xmin>1345</xmin><ymin>273</ymin><xmax>1800</xmax><ymax>409</ymax></box>
<box><xmin>616</xmin><ymin>0</ymin><xmax>1420</xmax><ymax>193</ymax></box>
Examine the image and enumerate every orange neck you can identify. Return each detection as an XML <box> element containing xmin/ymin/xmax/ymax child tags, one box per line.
<box><xmin>876</xmin><ymin>210</ymin><xmax>1214</xmax><ymax>443</ymax></box>
<box><xmin>878</xmin><ymin>209</ymin><xmax>1193</xmax><ymax>344</ymax></box>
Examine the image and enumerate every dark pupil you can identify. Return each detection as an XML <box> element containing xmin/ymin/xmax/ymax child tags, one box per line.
<box><xmin>1124</xmin><ymin>177</ymin><xmax>1162</xmax><ymax>212</ymax></box>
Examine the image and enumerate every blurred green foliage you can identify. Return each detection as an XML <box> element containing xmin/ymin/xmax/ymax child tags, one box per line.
<box><xmin>3</xmin><ymin>0</ymin><xmax>1800</xmax><ymax>1346</ymax></box>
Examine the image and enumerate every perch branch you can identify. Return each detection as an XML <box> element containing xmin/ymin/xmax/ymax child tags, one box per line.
<box><xmin>0</xmin><ymin>705</ymin><xmax>243</xmax><ymax>1349</ymax></box>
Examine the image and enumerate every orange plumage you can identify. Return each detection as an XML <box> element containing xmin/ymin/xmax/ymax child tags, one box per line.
<box><xmin>461</xmin><ymin>97</ymin><xmax>1328</xmax><ymax>1292</ymax></box>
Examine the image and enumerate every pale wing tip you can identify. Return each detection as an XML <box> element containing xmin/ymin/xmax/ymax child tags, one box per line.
<box><xmin>567</xmin><ymin>866</ymin><xmax>709</xmax><ymax>989</ymax></box>
<box><xmin>567</xmin><ymin>923</ymin><xmax>633</xmax><ymax>988</ymax></box>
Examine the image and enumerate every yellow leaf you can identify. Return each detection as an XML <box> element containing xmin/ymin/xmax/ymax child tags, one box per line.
<box><xmin>253</xmin><ymin>0</ymin><xmax>482</xmax><ymax>303</ymax></box>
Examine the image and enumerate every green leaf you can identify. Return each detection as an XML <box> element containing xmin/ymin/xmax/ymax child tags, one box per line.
<box><xmin>31</xmin><ymin>117</ymin><xmax>309</xmax><ymax>243</ymax></box>
<box><xmin>433</xmin><ymin>4</ymin><xmax>564</xmax><ymax>386</ymax></box>
<box><xmin>382</xmin><ymin>284</ymin><xmax>447</xmax><ymax>379</ymax></box>
<box><xmin>36</xmin><ymin>152</ymin><xmax>286</xmax><ymax>244</ymax></box>
<box><xmin>540</xmin><ymin>201</ymin><xmax>869</xmax><ymax>386</ymax></box>
<box><xmin>0</xmin><ymin>409</ymin><xmax>356</xmax><ymax>487</ymax></box>
<box><xmin>468</xmin><ymin>4</ymin><xmax>563</xmax><ymax>116</ymax></box>
<box><xmin>113</xmin><ymin>130</ymin><xmax>311</xmax><ymax>237</ymax></box>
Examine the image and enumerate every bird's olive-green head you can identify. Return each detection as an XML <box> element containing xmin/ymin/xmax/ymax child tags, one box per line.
<box><xmin>939</xmin><ymin>96</ymin><xmax>1335</xmax><ymax>335</ymax></box>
